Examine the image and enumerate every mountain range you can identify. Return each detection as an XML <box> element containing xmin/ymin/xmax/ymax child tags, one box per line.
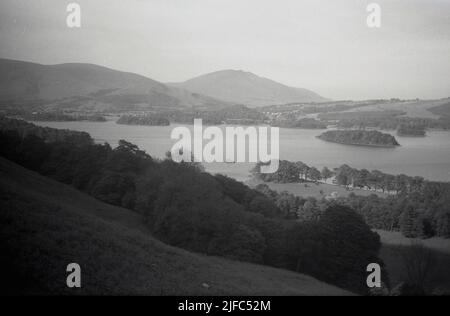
<box><xmin>0</xmin><ymin>58</ymin><xmax>325</xmax><ymax>111</ymax></box>
<box><xmin>0</xmin><ymin>58</ymin><xmax>229</xmax><ymax>111</ymax></box>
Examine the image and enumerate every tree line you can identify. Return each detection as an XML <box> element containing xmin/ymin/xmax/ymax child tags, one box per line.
<box><xmin>21</xmin><ymin>111</ymin><xmax>107</xmax><ymax>122</ymax></box>
<box><xmin>397</xmin><ymin>123</ymin><xmax>426</xmax><ymax>137</ymax></box>
<box><xmin>117</xmin><ymin>113</ymin><xmax>170</xmax><ymax>126</ymax></box>
<box><xmin>253</xmin><ymin>160</ymin><xmax>450</xmax><ymax>239</ymax></box>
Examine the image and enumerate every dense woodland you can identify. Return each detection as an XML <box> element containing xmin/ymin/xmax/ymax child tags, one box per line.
<box><xmin>397</xmin><ymin>123</ymin><xmax>426</xmax><ymax>137</ymax></box>
<box><xmin>117</xmin><ymin>113</ymin><xmax>170</xmax><ymax>126</ymax></box>
<box><xmin>0</xmin><ymin>115</ymin><xmax>93</xmax><ymax>145</ymax></box>
<box><xmin>253</xmin><ymin>160</ymin><xmax>450</xmax><ymax>239</ymax></box>
<box><xmin>0</xmin><ymin>117</ymin><xmax>385</xmax><ymax>293</ymax></box>
<box><xmin>21</xmin><ymin>112</ymin><xmax>107</xmax><ymax>122</ymax></box>
<box><xmin>317</xmin><ymin>130</ymin><xmax>400</xmax><ymax>147</ymax></box>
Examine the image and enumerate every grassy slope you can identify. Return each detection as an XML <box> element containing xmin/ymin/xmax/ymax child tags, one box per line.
<box><xmin>0</xmin><ymin>157</ymin><xmax>351</xmax><ymax>295</ymax></box>
<box><xmin>379</xmin><ymin>244</ymin><xmax>450</xmax><ymax>293</ymax></box>
<box><xmin>375</xmin><ymin>230</ymin><xmax>450</xmax><ymax>293</ymax></box>
<box><xmin>376</xmin><ymin>230</ymin><xmax>450</xmax><ymax>255</ymax></box>
<box><xmin>340</xmin><ymin>99</ymin><xmax>450</xmax><ymax>119</ymax></box>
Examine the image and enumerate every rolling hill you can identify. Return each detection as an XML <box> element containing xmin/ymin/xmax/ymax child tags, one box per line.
<box><xmin>169</xmin><ymin>70</ymin><xmax>327</xmax><ymax>107</ymax></box>
<box><xmin>0</xmin><ymin>58</ymin><xmax>229</xmax><ymax>111</ymax></box>
<box><xmin>428</xmin><ymin>100</ymin><xmax>450</xmax><ymax>118</ymax></box>
<box><xmin>0</xmin><ymin>156</ymin><xmax>351</xmax><ymax>295</ymax></box>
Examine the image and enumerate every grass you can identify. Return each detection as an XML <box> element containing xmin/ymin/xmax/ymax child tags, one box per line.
<box><xmin>379</xmin><ymin>244</ymin><xmax>450</xmax><ymax>294</ymax></box>
<box><xmin>375</xmin><ymin>230</ymin><xmax>450</xmax><ymax>294</ymax></box>
<box><xmin>375</xmin><ymin>230</ymin><xmax>450</xmax><ymax>255</ymax></box>
<box><xmin>341</xmin><ymin>99</ymin><xmax>448</xmax><ymax>119</ymax></box>
<box><xmin>0</xmin><ymin>157</ymin><xmax>351</xmax><ymax>295</ymax></box>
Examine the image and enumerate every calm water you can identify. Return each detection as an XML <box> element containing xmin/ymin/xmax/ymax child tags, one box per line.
<box><xmin>33</xmin><ymin>121</ymin><xmax>450</xmax><ymax>182</ymax></box>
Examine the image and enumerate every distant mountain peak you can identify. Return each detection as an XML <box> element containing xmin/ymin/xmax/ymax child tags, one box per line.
<box><xmin>169</xmin><ymin>70</ymin><xmax>327</xmax><ymax>107</ymax></box>
<box><xmin>193</xmin><ymin>69</ymin><xmax>255</xmax><ymax>78</ymax></box>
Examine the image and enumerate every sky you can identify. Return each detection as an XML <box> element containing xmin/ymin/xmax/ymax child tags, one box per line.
<box><xmin>0</xmin><ymin>0</ymin><xmax>449</xmax><ymax>100</ymax></box>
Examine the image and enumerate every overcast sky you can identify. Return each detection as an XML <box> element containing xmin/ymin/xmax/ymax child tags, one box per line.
<box><xmin>0</xmin><ymin>0</ymin><xmax>449</xmax><ymax>100</ymax></box>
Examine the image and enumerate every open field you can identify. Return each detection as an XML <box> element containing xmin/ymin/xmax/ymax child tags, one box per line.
<box><xmin>375</xmin><ymin>230</ymin><xmax>450</xmax><ymax>255</ymax></box>
<box><xmin>247</xmin><ymin>178</ymin><xmax>388</xmax><ymax>199</ymax></box>
<box><xmin>341</xmin><ymin>99</ymin><xmax>450</xmax><ymax>119</ymax></box>
<box><xmin>0</xmin><ymin>157</ymin><xmax>351</xmax><ymax>295</ymax></box>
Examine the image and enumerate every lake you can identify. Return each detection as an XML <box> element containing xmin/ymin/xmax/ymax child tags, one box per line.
<box><xmin>33</xmin><ymin>121</ymin><xmax>450</xmax><ymax>182</ymax></box>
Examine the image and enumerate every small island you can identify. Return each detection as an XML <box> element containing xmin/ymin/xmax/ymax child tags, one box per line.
<box><xmin>397</xmin><ymin>124</ymin><xmax>426</xmax><ymax>137</ymax></box>
<box><xmin>317</xmin><ymin>130</ymin><xmax>400</xmax><ymax>147</ymax></box>
<box><xmin>117</xmin><ymin>114</ymin><xmax>170</xmax><ymax>126</ymax></box>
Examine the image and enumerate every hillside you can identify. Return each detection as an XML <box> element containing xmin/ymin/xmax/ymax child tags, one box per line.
<box><xmin>0</xmin><ymin>157</ymin><xmax>351</xmax><ymax>295</ymax></box>
<box><xmin>428</xmin><ymin>101</ymin><xmax>450</xmax><ymax>118</ymax></box>
<box><xmin>332</xmin><ymin>99</ymin><xmax>450</xmax><ymax>119</ymax></box>
<box><xmin>0</xmin><ymin>58</ymin><xmax>228</xmax><ymax>111</ymax></box>
<box><xmin>169</xmin><ymin>70</ymin><xmax>326</xmax><ymax>107</ymax></box>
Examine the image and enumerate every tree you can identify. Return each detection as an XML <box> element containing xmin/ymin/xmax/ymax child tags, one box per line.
<box><xmin>275</xmin><ymin>192</ymin><xmax>298</xmax><ymax>219</ymax></box>
<box><xmin>400</xmin><ymin>206</ymin><xmax>423</xmax><ymax>238</ymax></box>
<box><xmin>321</xmin><ymin>167</ymin><xmax>333</xmax><ymax>182</ymax></box>
<box><xmin>292</xmin><ymin>204</ymin><xmax>383</xmax><ymax>294</ymax></box>
<box><xmin>308</xmin><ymin>167</ymin><xmax>322</xmax><ymax>182</ymax></box>
<box><xmin>410</xmin><ymin>176</ymin><xmax>424</xmax><ymax>193</ymax></box>
<box><xmin>394</xmin><ymin>174</ymin><xmax>409</xmax><ymax>195</ymax></box>
<box><xmin>370</xmin><ymin>170</ymin><xmax>385</xmax><ymax>191</ymax></box>
<box><xmin>225</xmin><ymin>225</ymin><xmax>266</xmax><ymax>263</ymax></box>
<box><xmin>91</xmin><ymin>172</ymin><xmax>136</xmax><ymax>208</ymax></box>
<box><xmin>276</xmin><ymin>160</ymin><xmax>300</xmax><ymax>182</ymax></box>
<box><xmin>354</xmin><ymin>168</ymin><xmax>370</xmax><ymax>189</ymax></box>
<box><xmin>249</xmin><ymin>195</ymin><xmax>280</xmax><ymax>218</ymax></box>
<box><xmin>335</xmin><ymin>164</ymin><xmax>353</xmax><ymax>187</ymax></box>
<box><xmin>254</xmin><ymin>184</ymin><xmax>277</xmax><ymax>200</ymax></box>
<box><xmin>399</xmin><ymin>240</ymin><xmax>435</xmax><ymax>295</ymax></box>
<box><xmin>297</xmin><ymin>197</ymin><xmax>321</xmax><ymax>222</ymax></box>
<box><xmin>435</xmin><ymin>211</ymin><xmax>450</xmax><ymax>238</ymax></box>
<box><xmin>295</xmin><ymin>161</ymin><xmax>309</xmax><ymax>181</ymax></box>
<box><xmin>316</xmin><ymin>204</ymin><xmax>383</xmax><ymax>293</ymax></box>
